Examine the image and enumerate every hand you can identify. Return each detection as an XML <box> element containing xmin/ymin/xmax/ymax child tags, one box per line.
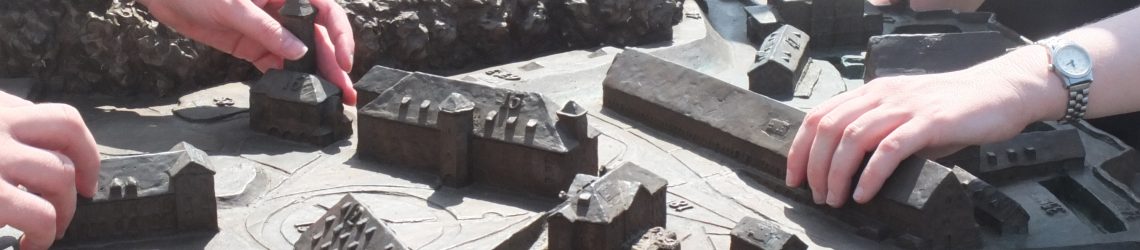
<box><xmin>139</xmin><ymin>0</ymin><xmax>358</xmax><ymax>105</ymax></box>
<box><xmin>785</xmin><ymin>57</ymin><xmax>1046</xmax><ymax>208</ymax></box>
<box><xmin>867</xmin><ymin>0</ymin><xmax>986</xmax><ymax>12</ymax></box>
<box><xmin>0</xmin><ymin>92</ymin><xmax>101</xmax><ymax>250</ymax></box>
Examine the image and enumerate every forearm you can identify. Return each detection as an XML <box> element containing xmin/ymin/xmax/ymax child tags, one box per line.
<box><xmin>981</xmin><ymin>6</ymin><xmax>1140</xmax><ymax>123</ymax></box>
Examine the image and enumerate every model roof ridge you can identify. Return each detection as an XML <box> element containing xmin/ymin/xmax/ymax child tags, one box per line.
<box><xmin>361</xmin><ymin>71</ymin><xmax>582</xmax><ymax>153</ymax></box>
<box><xmin>567</xmin><ymin>163</ymin><xmax>664</xmax><ymax>222</ymax></box>
<box><xmin>169</xmin><ymin>141</ymin><xmax>215</xmax><ymax>176</ymax></box>
<box><xmin>605</xmin><ymin>49</ymin><xmax>803</xmax><ymax>155</ymax></box>
<box><xmin>251</xmin><ymin>70</ymin><xmax>342</xmax><ymax>104</ymax></box>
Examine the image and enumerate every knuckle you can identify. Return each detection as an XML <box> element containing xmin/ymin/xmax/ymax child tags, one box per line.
<box><xmin>818</xmin><ymin>114</ymin><xmax>841</xmax><ymax>132</ymax></box>
<box><xmin>878</xmin><ymin>138</ymin><xmax>904</xmax><ymax>154</ymax></box>
<box><xmin>842</xmin><ymin>123</ymin><xmax>865</xmax><ymax>141</ymax></box>
<box><xmin>41</xmin><ymin>104</ymin><xmax>84</xmax><ymax>128</ymax></box>
<box><xmin>803</xmin><ymin>112</ymin><xmax>824</xmax><ymax>128</ymax></box>
<box><xmin>58</xmin><ymin>160</ymin><xmax>76</xmax><ymax>180</ymax></box>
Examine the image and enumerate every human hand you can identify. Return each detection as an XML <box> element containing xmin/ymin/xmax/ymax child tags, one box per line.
<box><xmin>867</xmin><ymin>0</ymin><xmax>986</xmax><ymax>12</ymax></box>
<box><xmin>0</xmin><ymin>92</ymin><xmax>101</xmax><ymax>250</ymax></box>
<box><xmin>784</xmin><ymin>49</ymin><xmax>1054</xmax><ymax>208</ymax></box>
<box><xmin>139</xmin><ymin>0</ymin><xmax>358</xmax><ymax>105</ymax></box>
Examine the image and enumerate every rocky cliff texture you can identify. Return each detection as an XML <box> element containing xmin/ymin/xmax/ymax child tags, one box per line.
<box><xmin>0</xmin><ymin>0</ymin><xmax>683</xmax><ymax>97</ymax></box>
<box><xmin>0</xmin><ymin>0</ymin><xmax>257</xmax><ymax>97</ymax></box>
<box><xmin>343</xmin><ymin>0</ymin><xmax>685</xmax><ymax>76</ymax></box>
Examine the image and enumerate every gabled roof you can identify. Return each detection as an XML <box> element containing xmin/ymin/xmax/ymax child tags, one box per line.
<box><xmin>554</xmin><ymin>162</ymin><xmax>665</xmax><ymax>223</ymax></box>
<box><xmin>251</xmin><ymin>69</ymin><xmax>341</xmax><ymax>105</ymax></box>
<box><xmin>90</xmin><ymin>142</ymin><xmax>214</xmax><ymax>201</ymax></box>
<box><xmin>359</xmin><ymin>72</ymin><xmax>580</xmax><ymax>153</ymax></box>
<box><xmin>354</xmin><ymin>65</ymin><xmax>412</xmax><ymax>105</ymax></box>
<box><xmin>604</xmin><ymin>50</ymin><xmax>804</xmax><ymax>155</ymax></box>
<box><xmin>168</xmin><ymin>141</ymin><xmax>216</xmax><ymax>176</ymax></box>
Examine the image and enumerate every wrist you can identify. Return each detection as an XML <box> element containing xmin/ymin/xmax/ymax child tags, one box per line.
<box><xmin>972</xmin><ymin>45</ymin><xmax>1069</xmax><ymax>125</ymax></box>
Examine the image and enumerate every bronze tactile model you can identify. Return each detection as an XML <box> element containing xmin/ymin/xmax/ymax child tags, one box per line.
<box><xmin>58</xmin><ymin>142</ymin><xmax>217</xmax><ymax>244</ymax></box>
<box><xmin>547</xmin><ymin>162</ymin><xmax>668</xmax><ymax>250</ymax></box>
<box><xmin>249</xmin><ymin>0</ymin><xmax>353</xmax><ymax>147</ymax></box>
<box><xmin>603</xmin><ymin>49</ymin><xmax>980</xmax><ymax>249</ymax></box>
<box><xmin>749</xmin><ymin>24</ymin><xmax>811</xmax><ymax>100</ymax></box>
<box><xmin>294</xmin><ymin>194</ymin><xmax>407</xmax><ymax>250</ymax></box>
<box><xmin>357</xmin><ymin>69</ymin><xmax>599</xmax><ymax>199</ymax></box>
<box><xmin>730</xmin><ymin>216</ymin><xmax>806</xmax><ymax>250</ymax></box>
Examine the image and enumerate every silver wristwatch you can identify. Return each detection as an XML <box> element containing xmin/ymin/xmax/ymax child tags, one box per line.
<box><xmin>1037</xmin><ymin>37</ymin><xmax>1094</xmax><ymax>123</ymax></box>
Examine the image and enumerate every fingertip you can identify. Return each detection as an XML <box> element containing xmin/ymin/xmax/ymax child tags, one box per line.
<box><xmin>826</xmin><ymin>192</ymin><xmax>844</xmax><ymax>208</ymax></box>
<box><xmin>784</xmin><ymin>174</ymin><xmax>798</xmax><ymax>187</ymax></box>
<box><xmin>853</xmin><ymin>186</ymin><xmax>870</xmax><ymax>203</ymax></box>
<box><xmin>344</xmin><ymin>87</ymin><xmax>358</xmax><ymax>106</ymax></box>
<box><xmin>283</xmin><ymin>39</ymin><xmax>309</xmax><ymax>61</ymax></box>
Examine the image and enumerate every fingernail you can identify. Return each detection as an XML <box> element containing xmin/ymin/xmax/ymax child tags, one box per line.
<box><xmin>826</xmin><ymin>192</ymin><xmax>840</xmax><ymax>207</ymax></box>
<box><xmin>285</xmin><ymin>39</ymin><xmax>309</xmax><ymax>60</ymax></box>
<box><xmin>813</xmin><ymin>193</ymin><xmax>825</xmax><ymax>204</ymax></box>
<box><xmin>853</xmin><ymin>187</ymin><xmax>866</xmax><ymax>202</ymax></box>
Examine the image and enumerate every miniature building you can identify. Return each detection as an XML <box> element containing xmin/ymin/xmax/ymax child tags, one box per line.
<box><xmin>767</xmin><ymin>0</ymin><xmax>882</xmax><ymax>48</ymax></box>
<box><xmin>949</xmin><ymin>167</ymin><xmax>1029</xmax><ymax>235</ymax></box>
<box><xmin>730</xmin><ymin>216</ymin><xmax>806</xmax><ymax>250</ymax></box>
<box><xmin>603</xmin><ymin>50</ymin><xmax>981</xmax><ymax>249</ymax></box>
<box><xmin>767</xmin><ymin>0</ymin><xmax>810</xmax><ymax>35</ymax></box>
<box><xmin>250</xmin><ymin>70</ymin><xmax>353</xmax><ymax>146</ymax></box>
<box><xmin>862</xmin><ymin>6</ymin><xmax>1031</xmax><ymax>81</ymax></box>
<box><xmin>935</xmin><ymin>122</ymin><xmax>1140</xmax><ymax>247</ymax></box>
<box><xmin>940</xmin><ymin>129</ymin><xmax>1085</xmax><ymax>182</ymax></box>
<box><xmin>628</xmin><ymin>227</ymin><xmax>681</xmax><ymax>250</ymax></box>
<box><xmin>547</xmin><ymin>162</ymin><xmax>667</xmax><ymax>250</ymax></box>
<box><xmin>294</xmin><ymin>194</ymin><xmax>407</xmax><ymax>250</ymax></box>
<box><xmin>857</xmin><ymin>1</ymin><xmax>885</xmax><ymax>46</ymax></box>
<box><xmin>357</xmin><ymin>70</ymin><xmax>599</xmax><ymax>198</ymax></box>
<box><xmin>59</xmin><ymin>142</ymin><xmax>217</xmax><ymax>243</ymax></box>
<box><xmin>354</xmin><ymin>65</ymin><xmax>411</xmax><ymax>107</ymax></box>
<box><xmin>745</xmin><ymin>5</ymin><xmax>781</xmax><ymax>44</ymax></box>
<box><xmin>749</xmin><ymin>25</ymin><xmax>810</xmax><ymax>99</ymax></box>
<box><xmin>879</xmin><ymin>6</ymin><xmax>1021</xmax><ymax>36</ymax></box>
<box><xmin>809</xmin><ymin>0</ymin><xmax>836</xmax><ymax>48</ymax></box>
<box><xmin>863</xmin><ymin>32</ymin><xmax>1023</xmax><ymax>81</ymax></box>
<box><xmin>250</xmin><ymin>0</ymin><xmax>352</xmax><ymax>147</ymax></box>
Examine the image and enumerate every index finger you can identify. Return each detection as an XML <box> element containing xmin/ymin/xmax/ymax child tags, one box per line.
<box><xmin>312</xmin><ymin>0</ymin><xmax>355</xmax><ymax>72</ymax></box>
<box><xmin>3</xmin><ymin>104</ymin><xmax>101</xmax><ymax>197</ymax></box>
<box><xmin>852</xmin><ymin>120</ymin><xmax>932</xmax><ymax>203</ymax></box>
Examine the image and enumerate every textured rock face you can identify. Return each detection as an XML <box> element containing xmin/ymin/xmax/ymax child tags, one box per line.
<box><xmin>0</xmin><ymin>0</ymin><xmax>257</xmax><ymax>97</ymax></box>
<box><xmin>0</xmin><ymin>0</ymin><xmax>683</xmax><ymax>97</ymax></box>
<box><xmin>344</xmin><ymin>0</ymin><xmax>684</xmax><ymax>76</ymax></box>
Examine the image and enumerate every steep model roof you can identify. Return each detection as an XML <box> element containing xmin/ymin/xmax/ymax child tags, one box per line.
<box><xmin>360</xmin><ymin>72</ymin><xmax>582</xmax><ymax>153</ymax></box>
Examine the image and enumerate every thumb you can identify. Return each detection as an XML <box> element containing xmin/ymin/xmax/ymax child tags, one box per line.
<box><xmin>222</xmin><ymin>0</ymin><xmax>308</xmax><ymax>60</ymax></box>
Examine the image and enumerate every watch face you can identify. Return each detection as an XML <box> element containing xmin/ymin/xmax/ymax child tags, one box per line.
<box><xmin>1054</xmin><ymin>45</ymin><xmax>1092</xmax><ymax>77</ymax></box>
